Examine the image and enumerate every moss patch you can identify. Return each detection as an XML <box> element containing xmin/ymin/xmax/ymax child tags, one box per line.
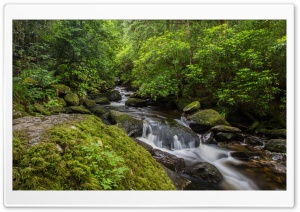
<box><xmin>67</xmin><ymin>106</ymin><xmax>91</xmax><ymax>114</ymax></box>
<box><xmin>13</xmin><ymin>115</ymin><xmax>175</xmax><ymax>190</ymax></box>
<box><xmin>183</xmin><ymin>101</ymin><xmax>200</xmax><ymax>113</ymax></box>
<box><xmin>188</xmin><ymin>109</ymin><xmax>230</xmax><ymax>128</ymax></box>
<box><xmin>34</xmin><ymin>103</ymin><xmax>51</xmax><ymax>115</ymax></box>
<box><xmin>84</xmin><ymin>99</ymin><xmax>96</xmax><ymax>108</ymax></box>
<box><xmin>94</xmin><ymin>97</ymin><xmax>110</xmax><ymax>105</ymax></box>
<box><xmin>64</xmin><ymin>93</ymin><xmax>80</xmax><ymax>106</ymax></box>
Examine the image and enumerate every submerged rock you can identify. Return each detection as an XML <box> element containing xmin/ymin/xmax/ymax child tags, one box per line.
<box><xmin>184</xmin><ymin>162</ymin><xmax>223</xmax><ymax>183</ymax></box>
<box><xmin>108</xmin><ymin>110</ymin><xmax>143</xmax><ymax>137</ymax></box>
<box><xmin>125</xmin><ymin>98</ymin><xmax>147</xmax><ymax>107</ymax></box>
<box><xmin>187</xmin><ymin>109</ymin><xmax>230</xmax><ymax>133</ymax></box>
<box><xmin>183</xmin><ymin>101</ymin><xmax>200</xmax><ymax>114</ymax></box>
<box><xmin>152</xmin><ymin>149</ymin><xmax>186</xmax><ymax>173</ymax></box>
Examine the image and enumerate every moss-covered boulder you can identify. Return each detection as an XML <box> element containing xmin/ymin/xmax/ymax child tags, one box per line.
<box><xmin>259</xmin><ymin>129</ymin><xmax>286</xmax><ymax>139</ymax></box>
<box><xmin>183</xmin><ymin>101</ymin><xmax>200</xmax><ymax>114</ymax></box>
<box><xmin>94</xmin><ymin>97</ymin><xmax>110</xmax><ymax>105</ymax></box>
<box><xmin>89</xmin><ymin>107</ymin><xmax>106</xmax><ymax>117</ymax></box>
<box><xmin>57</xmin><ymin>97</ymin><xmax>67</xmax><ymax>107</ymax></box>
<box><xmin>13</xmin><ymin>115</ymin><xmax>175</xmax><ymax>190</ymax></box>
<box><xmin>67</xmin><ymin>106</ymin><xmax>91</xmax><ymax>114</ymax></box>
<box><xmin>90</xmin><ymin>90</ymin><xmax>121</xmax><ymax>101</ymax></box>
<box><xmin>176</xmin><ymin>98</ymin><xmax>194</xmax><ymax>111</ymax></box>
<box><xmin>52</xmin><ymin>84</ymin><xmax>71</xmax><ymax>98</ymax></box>
<box><xmin>211</xmin><ymin>125</ymin><xmax>242</xmax><ymax>133</ymax></box>
<box><xmin>84</xmin><ymin>99</ymin><xmax>96</xmax><ymax>108</ymax></box>
<box><xmin>215</xmin><ymin>132</ymin><xmax>236</xmax><ymax>141</ymax></box>
<box><xmin>108</xmin><ymin>110</ymin><xmax>143</xmax><ymax>137</ymax></box>
<box><xmin>184</xmin><ymin>162</ymin><xmax>223</xmax><ymax>183</ymax></box>
<box><xmin>264</xmin><ymin>139</ymin><xmax>286</xmax><ymax>153</ymax></box>
<box><xmin>187</xmin><ymin>109</ymin><xmax>230</xmax><ymax>133</ymax></box>
<box><xmin>125</xmin><ymin>98</ymin><xmax>147</xmax><ymax>107</ymax></box>
<box><xmin>64</xmin><ymin>93</ymin><xmax>80</xmax><ymax>106</ymax></box>
<box><xmin>33</xmin><ymin>103</ymin><xmax>50</xmax><ymax>115</ymax></box>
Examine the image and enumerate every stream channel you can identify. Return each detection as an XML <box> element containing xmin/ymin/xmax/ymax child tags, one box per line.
<box><xmin>97</xmin><ymin>86</ymin><xmax>286</xmax><ymax>190</ymax></box>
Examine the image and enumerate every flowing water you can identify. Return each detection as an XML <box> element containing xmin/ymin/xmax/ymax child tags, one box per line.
<box><xmin>99</xmin><ymin>86</ymin><xmax>285</xmax><ymax>190</ymax></box>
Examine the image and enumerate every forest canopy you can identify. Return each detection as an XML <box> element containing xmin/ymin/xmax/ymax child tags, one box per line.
<box><xmin>13</xmin><ymin>20</ymin><xmax>286</xmax><ymax>119</ymax></box>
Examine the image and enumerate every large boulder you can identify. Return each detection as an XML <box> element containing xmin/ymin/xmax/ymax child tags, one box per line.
<box><xmin>152</xmin><ymin>149</ymin><xmax>186</xmax><ymax>173</ymax></box>
<box><xmin>89</xmin><ymin>107</ymin><xmax>106</xmax><ymax>117</ymax></box>
<box><xmin>184</xmin><ymin>162</ymin><xmax>223</xmax><ymax>183</ymax></box>
<box><xmin>107</xmin><ymin>110</ymin><xmax>143</xmax><ymax>137</ymax></box>
<box><xmin>187</xmin><ymin>109</ymin><xmax>230</xmax><ymax>133</ymax></box>
<box><xmin>89</xmin><ymin>90</ymin><xmax>122</xmax><ymax>101</ymax></box>
<box><xmin>183</xmin><ymin>101</ymin><xmax>200</xmax><ymax>114</ymax></box>
<box><xmin>264</xmin><ymin>139</ymin><xmax>286</xmax><ymax>153</ymax></box>
<box><xmin>64</xmin><ymin>93</ymin><xmax>80</xmax><ymax>106</ymax></box>
<box><xmin>125</xmin><ymin>98</ymin><xmax>147</xmax><ymax>107</ymax></box>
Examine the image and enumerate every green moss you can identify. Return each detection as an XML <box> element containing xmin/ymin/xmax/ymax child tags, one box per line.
<box><xmin>183</xmin><ymin>101</ymin><xmax>200</xmax><ymax>113</ymax></box>
<box><xmin>94</xmin><ymin>97</ymin><xmax>110</xmax><ymax>105</ymax></box>
<box><xmin>64</xmin><ymin>93</ymin><xmax>79</xmax><ymax>106</ymax></box>
<box><xmin>176</xmin><ymin>98</ymin><xmax>197</xmax><ymax>110</ymax></box>
<box><xmin>13</xmin><ymin>115</ymin><xmax>175</xmax><ymax>190</ymax></box>
<box><xmin>52</xmin><ymin>84</ymin><xmax>71</xmax><ymax>95</ymax></box>
<box><xmin>34</xmin><ymin>103</ymin><xmax>51</xmax><ymax>115</ymax></box>
<box><xmin>84</xmin><ymin>99</ymin><xmax>96</xmax><ymax>108</ymax></box>
<box><xmin>68</xmin><ymin>106</ymin><xmax>91</xmax><ymax>114</ymax></box>
<box><xmin>189</xmin><ymin>109</ymin><xmax>230</xmax><ymax>128</ymax></box>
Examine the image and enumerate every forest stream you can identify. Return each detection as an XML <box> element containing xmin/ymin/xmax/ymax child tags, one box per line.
<box><xmin>98</xmin><ymin>86</ymin><xmax>286</xmax><ymax>190</ymax></box>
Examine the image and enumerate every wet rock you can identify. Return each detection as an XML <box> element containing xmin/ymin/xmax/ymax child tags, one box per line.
<box><xmin>64</xmin><ymin>93</ymin><xmax>80</xmax><ymax>106</ymax></box>
<box><xmin>201</xmin><ymin>131</ymin><xmax>216</xmax><ymax>144</ymax></box>
<box><xmin>108</xmin><ymin>110</ymin><xmax>143</xmax><ymax>137</ymax></box>
<box><xmin>215</xmin><ymin>132</ymin><xmax>236</xmax><ymax>141</ymax></box>
<box><xmin>161</xmin><ymin>165</ymin><xmax>191</xmax><ymax>190</ymax></box>
<box><xmin>144</xmin><ymin>119</ymin><xmax>200</xmax><ymax>149</ymax></box>
<box><xmin>67</xmin><ymin>106</ymin><xmax>92</xmax><ymax>114</ymax></box>
<box><xmin>187</xmin><ymin>109</ymin><xmax>230</xmax><ymax>133</ymax></box>
<box><xmin>244</xmin><ymin>136</ymin><xmax>264</xmax><ymax>146</ymax></box>
<box><xmin>152</xmin><ymin>149</ymin><xmax>186</xmax><ymax>173</ymax></box>
<box><xmin>94</xmin><ymin>97</ymin><xmax>110</xmax><ymax>105</ymax></box>
<box><xmin>211</xmin><ymin>125</ymin><xmax>242</xmax><ymax>133</ymax></box>
<box><xmin>89</xmin><ymin>90</ymin><xmax>122</xmax><ymax>101</ymax></box>
<box><xmin>89</xmin><ymin>107</ymin><xmax>106</xmax><ymax>117</ymax></box>
<box><xmin>230</xmin><ymin>151</ymin><xmax>261</xmax><ymax>161</ymax></box>
<box><xmin>184</xmin><ymin>162</ymin><xmax>223</xmax><ymax>183</ymax></box>
<box><xmin>133</xmin><ymin>138</ymin><xmax>153</xmax><ymax>154</ymax></box>
<box><xmin>175</xmin><ymin>98</ymin><xmax>195</xmax><ymax>110</ymax></box>
<box><xmin>264</xmin><ymin>139</ymin><xmax>286</xmax><ymax>153</ymax></box>
<box><xmin>125</xmin><ymin>98</ymin><xmax>147</xmax><ymax>107</ymax></box>
<box><xmin>183</xmin><ymin>101</ymin><xmax>200</xmax><ymax>114</ymax></box>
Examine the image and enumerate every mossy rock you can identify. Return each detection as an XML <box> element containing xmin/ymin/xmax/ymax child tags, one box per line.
<box><xmin>64</xmin><ymin>93</ymin><xmax>80</xmax><ymax>106</ymax></box>
<box><xmin>56</xmin><ymin>97</ymin><xmax>67</xmax><ymax>107</ymax></box>
<box><xmin>94</xmin><ymin>97</ymin><xmax>110</xmax><ymax>105</ymax></box>
<box><xmin>264</xmin><ymin>139</ymin><xmax>286</xmax><ymax>153</ymax></box>
<box><xmin>67</xmin><ymin>106</ymin><xmax>91</xmax><ymax>114</ymax></box>
<box><xmin>187</xmin><ymin>109</ymin><xmax>230</xmax><ymax>133</ymax></box>
<box><xmin>33</xmin><ymin>103</ymin><xmax>51</xmax><ymax>115</ymax></box>
<box><xmin>90</xmin><ymin>90</ymin><xmax>121</xmax><ymax>101</ymax></box>
<box><xmin>52</xmin><ymin>84</ymin><xmax>71</xmax><ymax>97</ymax></box>
<box><xmin>84</xmin><ymin>99</ymin><xmax>96</xmax><ymax>108</ymax></box>
<box><xmin>90</xmin><ymin>107</ymin><xmax>106</xmax><ymax>117</ymax></box>
<box><xmin>13</xmin><ymin>111</ymin><xmax>28</xmax><ymax>119</ymax></box>
<box><xmin>259</xmin><ymin>129</ymin><xmax>286</xmax><ymax>139</ymax></box>
<box><xmin>183</xmin><ymin>101</ymin><xmax>200</xmax><ymax>113</ymax></box>
<box><xmin>12</xmin><ymin>115</ymin><xmax>175</xmax><ymax>190</ymax></box>
<box><xmin>210</xmin><ymin>125</ymin><xmax>242</xmax><ymax>133</ymax></box>
<box><xmin>184</xmin><ymin>162</ymin><xmax>223</xmax><ymax>183</ymax></box>
<box><xmin>108</xmin><ymin>110</ymin><xmax>143</xmax><ymax>137</ymax></box>
<box><xmin>176</xmin><ymin>98</ymin><xmax>194</xmax><ymax>111</ymax></box>
<box><xmin>125</xmin><ymin>98</ymin><xmax>147</xmax><ymax>107</ymax></box>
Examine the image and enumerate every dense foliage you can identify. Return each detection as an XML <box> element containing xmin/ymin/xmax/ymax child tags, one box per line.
<box><xmin>13</xmin><ymin>115</ymin><xmax>175</xmax><ymax>190</ymax></box>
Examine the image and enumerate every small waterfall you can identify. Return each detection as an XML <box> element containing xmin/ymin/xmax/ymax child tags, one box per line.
<box><xmin>140</xmin><ymin>118</ymin><xmax>200</xmax><ymax>150</ymax></box>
